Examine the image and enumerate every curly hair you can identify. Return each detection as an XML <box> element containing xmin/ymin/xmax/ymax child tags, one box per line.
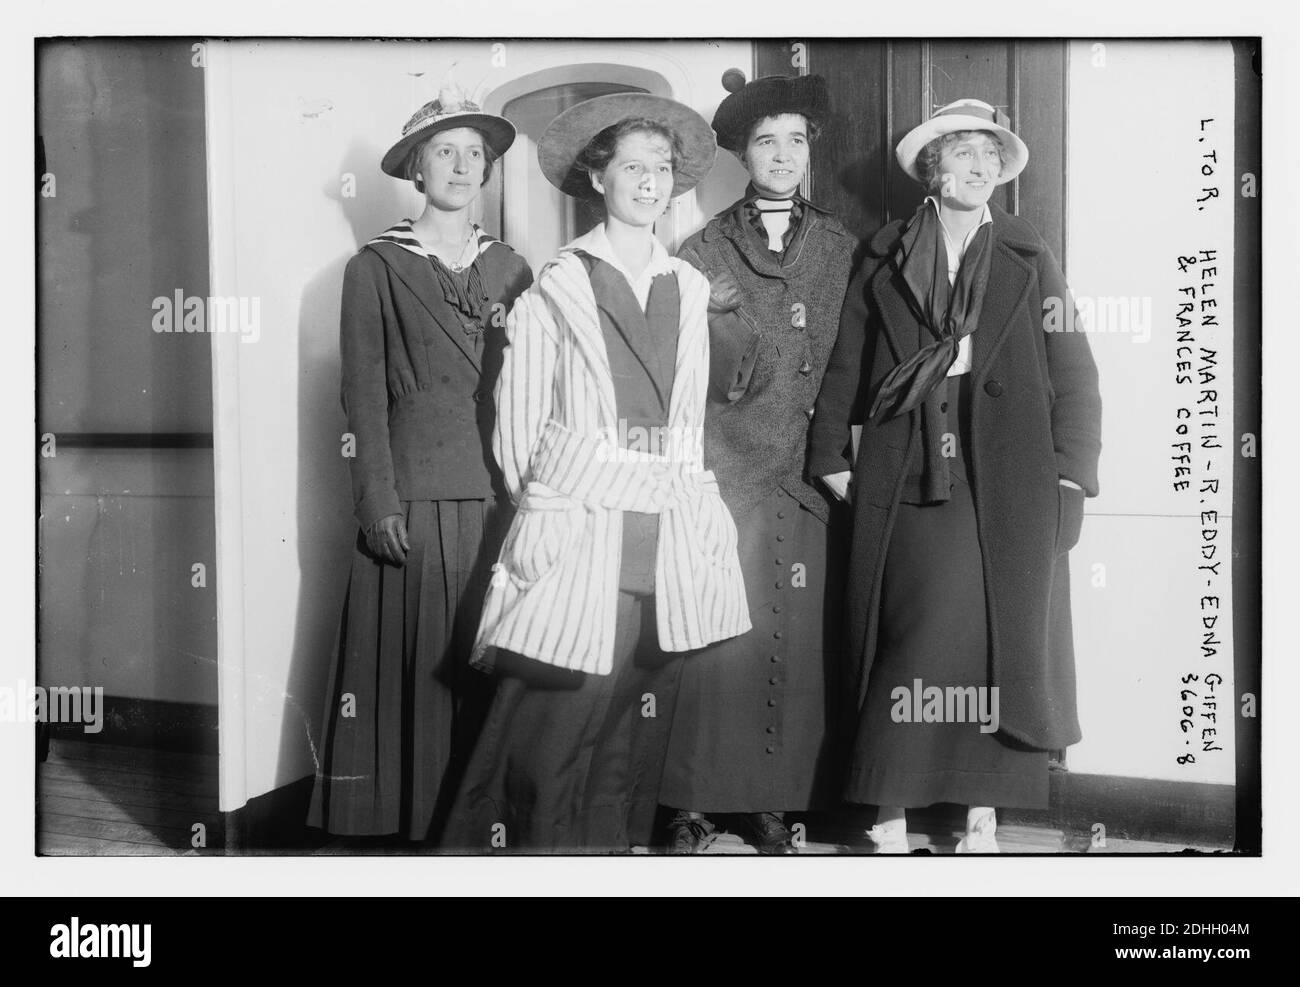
<box><xmin>573</xmin><ymin>117</ymin><xmax>684</xmax><ymax>200</ymax></box>
<box><xmin>914</xmin><ymin>129</ymin><xmax>1005</xmax><ymax>194</ymax></box>
<box><xmin>404</xmin><ymin>128</ymin><xmax>499</xmax><ymax>191</ymax></box>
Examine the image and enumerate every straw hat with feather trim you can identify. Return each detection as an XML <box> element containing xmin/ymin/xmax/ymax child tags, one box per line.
<box><xmin>381</xmin><ymin>85</ymin><xmax>516</xmax><ymax>179</ymax></box>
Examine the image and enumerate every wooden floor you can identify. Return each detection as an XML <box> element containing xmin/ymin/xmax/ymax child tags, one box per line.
<box><xmin>37</xmin><ymin>739</ymin><xmax>221</xmax><ymax>855</ymax></box>
<box><xmin>38</xmin><ymin>740</ymin><xmax>1231</xmax><ymax>856</ymax></box>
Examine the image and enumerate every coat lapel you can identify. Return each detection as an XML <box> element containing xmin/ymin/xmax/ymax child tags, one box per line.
<box><xmin>871</xmin><ymin>263</ymin><xmax>922</xmax><ymax>369</ymax></box>
<box><xmin>666</xmin><ymin>261</ymin><xmax>709</xmax><ymax>451</ymax></box>
<box><xmin>541</xmin><ymin>252</ymin><xmax>619</xmax><ymax>428</ymax></box>
<box><xmin>368</xmin><ymin>242</ymin><xmax>482</xmax><ymax>371</ymax></box>
<box><xmin>970</xmin><ymin>223</ymin><xmax>1036</xmax><ymax>381</ymax></box>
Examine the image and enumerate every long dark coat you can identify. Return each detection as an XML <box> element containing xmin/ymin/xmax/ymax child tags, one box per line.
<box><xmin>808</xmin><ymin>205</ymin><xmax>1102</xmax><ymax>751</ymax></box>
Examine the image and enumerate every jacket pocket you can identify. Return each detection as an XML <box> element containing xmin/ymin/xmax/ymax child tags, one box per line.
<box><xmin>1055</xmin><ymin>482</ymin><xmax>1086</xmax><ymax>555</ymax></box>
<box><xmin>688</xmin><ymin>476</ymin><xmax>741</xmax><ymax>569</ymax></box>
<box><xmin>503</xmin><ymin>482</ymin><xmax>586</xmax><ymax>585</ymax></box>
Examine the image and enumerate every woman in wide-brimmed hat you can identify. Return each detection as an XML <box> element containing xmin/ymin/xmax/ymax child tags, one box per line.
<box><xmin>443</xmin><ymin>93</ymin><xmax>751</xmax><ymax>853</ymax></box>
<box><xmin>809</xmin><ymin>98</ymin><xmax>1101</xmax><ymax>853</ymax></box>
<box><xmin>308</xmin><ymin>87</ymin><xmax>533</xmax><ymax>844</ymax></box>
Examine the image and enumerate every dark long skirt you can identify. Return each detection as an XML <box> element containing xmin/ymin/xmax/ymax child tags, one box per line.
<box><xmin>308</xmin><ymin>498</ymin><xmax>505</xmax><ymax>841</ymax></box>
<box><xmin>441</xmin><ymin>592</ymin><xmax>682</xmax><ymax>853</ymax></box>
<box><xmin>845</xmin><ymin>470</ymin><xmax>1049</xmax><ymax>810</ymax></box>
<box><xmin>659</xmin><ymin>486</ymin><xmax>842</xmax><ymax>813</ymax></box>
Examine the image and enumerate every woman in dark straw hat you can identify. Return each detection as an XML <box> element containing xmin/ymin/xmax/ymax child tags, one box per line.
<box><xmin>308</xmin><ymin>86</ymin><xmax>533</xmax><ymax>845</ymax></box>
<box><xmin>443</xmin><ymin>93</ymin><xmax>751</xmax><ymax>853</ymax></box>
<box><xmin>809</xmin><ymin>98</ymin><xmax>1101</xmax><ymax>852</ymax></box>
<box><xmin>659</xmin><ymin>71</ymin><xmax>856</xmax><ymax>854</ymax></box>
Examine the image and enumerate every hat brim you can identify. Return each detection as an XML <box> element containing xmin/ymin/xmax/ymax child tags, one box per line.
<box><xmin>895</xmin><ymin>113</ymin><xmax>1029</xmax><ymax>186</ymax></box>
<box><xmin>381</xmin><ymin>112</ymin><xmax>517</xmax><ymax>179</ymax></box>
<box><xmin>538</xmin><ymin>93</ymin><xmax>718</xmax><ymax>199</ymax></box>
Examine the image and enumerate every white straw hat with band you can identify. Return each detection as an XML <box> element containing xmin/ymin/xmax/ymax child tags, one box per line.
<box><xmin>895</xmin><ymin>98</ymin><xmax>1028</xmax><ymax>186</ymax></box>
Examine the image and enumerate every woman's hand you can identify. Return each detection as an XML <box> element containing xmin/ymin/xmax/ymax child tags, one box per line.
<box><xmin>365</xmin><ymin>513</ymin><xmax>410</xmax><ymax>566</ymax></box>
<box><xmin>821</xmin><ymin>471</ymin><xmax>853</xmax><ymax>504</ymax></box>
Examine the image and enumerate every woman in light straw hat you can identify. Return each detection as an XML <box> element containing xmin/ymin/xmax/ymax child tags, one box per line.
<box><xmin>809</xmin><ymin>98</ymin><xmax>1101</xmax><ymax>853</ymax></box>
<box><xmin>442</xmin><ymin>93</ymin><xmax>750</xmax><ymax>853</ymax></box>
<box><xmin>308</xmin><ymin>87</ymin><xmax>533</xmax><ymax>845</ymax></box>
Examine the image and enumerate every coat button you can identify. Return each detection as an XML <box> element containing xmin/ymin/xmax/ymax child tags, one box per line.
<box><xmin>766</xmin><ymin>745</ymin><xmax>775</xmax><ymax>754</ymax></box>
<box><xmin>772</xmin><ymin>605</ymin><xmax>782</xmax><ymax>614</ymax></box>
<box><xmin>766</xmin><ymin>726</ymin><xmax>777</xmax><ymax>734</ymax></box>
<box><xmin>984</xmin><ymin>379</ymin><xmax>1003</xmax><ymax>397</ymax></box>
<box><xmin>774</xmin><ymin>580</ymin><xmax>783</xmax><ymax>589</ymax></box>
<box><xmin>940</xmin><ymin>401</ymin><xmax>948</xmax><ymax>412</ymax></box>
<box><xmin>777</xmin><ymin>511</ymin><xmax>786</xmax><ymax>519</ymax></box>
<box><xmin>773</xmin><ymin>630</ymin><xmax>782</xmax><ymax>639</ymax></box>
<box><xmin>473</xmin><ymin>390</ymin><xmax>487</xmax><ymax>403</ymax></box>
<box><xmin>798</xmin><ymin>359</ymin><xmax>812</xmax><ymax>375</ymax></box>
<box><xmin>767</xmin><ymin>699</ymin><xmax>777</xmax><ymax>707</ymax></box>
<box><xmin>769</xmin><ymin>676</ymin><xmax>780</xmax><ymax>686</ymax></box>
<box><xmin>770</xmin><ymin>654</ymin><xmax>780</xmax><ymax>663</ymax></box>
<box><xmin>805</xmin><ymin>407</ymin><xmax>815</xmax><ymax>419</ymax></box>
<box><xmin>776</xmin><ymin>534</ymin><xmax>785</xmax><ymax>542</ymax></box>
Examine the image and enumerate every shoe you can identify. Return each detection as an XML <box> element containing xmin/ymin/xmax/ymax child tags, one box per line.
<box><xmin>667</xmin><ymin>811</ymin><xmax>719</xmax><ymax>854</ymax></box>
<box><xmin>743</xmin><ymin>811</ymin><xmax>798</xmax><ymax>854</ymax></box>
<box><xmin>866</xmin><ymin>824</ymin><xmax>910</xmax><ymax>854</ymax></box>
<box><xmin>954</xmin><ymin>812</ymin><xmax>1000</xmax><ymax>854</ymax></box>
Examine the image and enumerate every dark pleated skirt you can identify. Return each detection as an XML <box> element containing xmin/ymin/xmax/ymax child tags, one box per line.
<box><xmin>307</xmin><ymin>498</ymin><xmax>506</xmax><ymax>841</ymax></box>
<box><xmin>660</xmin><ymin>486</ymin><xmax>843</xmax><ymax>812</ymax></box>
<box><xmin>845</xmin><ymin>463</ymin><xmax>1049</xmax><ymax>810</ymax></box>
<box><xmin>441</xmin><ymin>592</ymin><xmax>683</xmax><ymax>853</ymax></box>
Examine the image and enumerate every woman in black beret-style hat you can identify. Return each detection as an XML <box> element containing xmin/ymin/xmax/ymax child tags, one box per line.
<box><xmin>660</xmin><ymin>70</ymin><xmax>857</xmax><ymax>854</ymax></box>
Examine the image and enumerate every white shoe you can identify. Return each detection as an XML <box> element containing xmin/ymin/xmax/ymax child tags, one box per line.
<box><xmin>866</xmin><ymin>824</ymin><xmax>910</xmax><ymax>854</ymax></box>
<box><xmin>955</xmin><ymin>813</ymin><xmax>1000</xmax><ymax>854</ymax></box>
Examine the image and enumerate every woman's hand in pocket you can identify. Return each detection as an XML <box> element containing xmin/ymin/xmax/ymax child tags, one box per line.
<box><xmin>366</xmin><ymin>513</ymin><xmax>410</xmax><ymax>566</ymax></box>
<box><xmin>1055</xmin><ymin>480</ymin><xmax>1086</xmax><ymax>555</ymax></box>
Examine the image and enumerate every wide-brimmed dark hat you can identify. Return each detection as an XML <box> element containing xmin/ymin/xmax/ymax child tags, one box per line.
<box><xmin>711</xmin><ymin>71</ymin><xmax>831</xmax><ymax>152</ymax></box>
<box><xmin>537</xmin><ymin>93</ymin><xmax>717</xmax><ymax>199</ymax></box>
<box><xmin>381</xmin><ymin>86</ymin><xmax>516</xmax><ymax>179</ymax></box>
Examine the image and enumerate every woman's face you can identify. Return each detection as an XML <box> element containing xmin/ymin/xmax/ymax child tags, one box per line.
<box><xmin>743</xmin><ymin>113</ymin><xmax>810</xmax><ymax>198</ymax></box>
<box><xmin>590</xmin><ymin>130</ymin><xmax>675</xmax><ymax>229</ymax></box>
<box><xmin>935</xmin><ymin>132</ymin><xmax>1003</xmax><ymax>210</ymax></box>
<box><xmin>416</xmin><ymin>127</ymin><xmax>487</xmax><ymax>211</ymax></box>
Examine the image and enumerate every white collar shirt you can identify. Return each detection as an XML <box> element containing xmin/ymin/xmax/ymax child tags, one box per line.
<box><xmin>567</xmin><ymin>223</ymin><xmax>675</xmax><ymax>312</ymax></box>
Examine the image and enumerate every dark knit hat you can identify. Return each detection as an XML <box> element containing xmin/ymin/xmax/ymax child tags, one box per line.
<box><xmin>711</xmin><ymin>71</ymin><xmax>830</xmax><ymax>152</ymax></box>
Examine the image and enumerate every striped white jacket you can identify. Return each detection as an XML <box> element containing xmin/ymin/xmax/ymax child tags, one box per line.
<box><xmin>472</xmin><ymin>243</ymin><xmax>751</xmax><ymax>675</ymax></box>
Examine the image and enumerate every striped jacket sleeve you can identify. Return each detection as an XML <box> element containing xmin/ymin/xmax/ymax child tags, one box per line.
<box><xmin>493</xmin><ymin>283</ymin><xmax>560</xmax><ymax>505</ymax></box>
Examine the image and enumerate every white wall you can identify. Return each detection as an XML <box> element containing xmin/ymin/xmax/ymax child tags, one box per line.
<box><xmin>205</xmin><ymin>39</ymin><xmax>751</xmax><ymax>810</ymax></box>
<box><xmin>1065</xmin><ymin>40</ymin><xmax>1236</xmax><ymax>783</ymax></box>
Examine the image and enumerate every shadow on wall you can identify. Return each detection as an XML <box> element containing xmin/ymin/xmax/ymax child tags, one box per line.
<box><xmin>269</xmin><ymin>138</ymin><xmax>415</xmax><ymax>839</ymax></box>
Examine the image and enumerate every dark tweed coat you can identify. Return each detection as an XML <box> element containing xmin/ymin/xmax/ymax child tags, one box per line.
<box><xmin>808</xmin><ymin>204</ymin><xmax>1102</xmax><ymax>751</ymax></box>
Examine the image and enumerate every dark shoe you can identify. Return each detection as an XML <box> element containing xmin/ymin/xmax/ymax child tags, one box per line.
<box><xmin>668</xmin><ymin>811</ymin><xmax>718</xmax><ymax>854</ymax></box>
<box><xmin>743</xmin><ymin>811</ymin><xmax>798</xmax><ymax>854</ymax></box>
